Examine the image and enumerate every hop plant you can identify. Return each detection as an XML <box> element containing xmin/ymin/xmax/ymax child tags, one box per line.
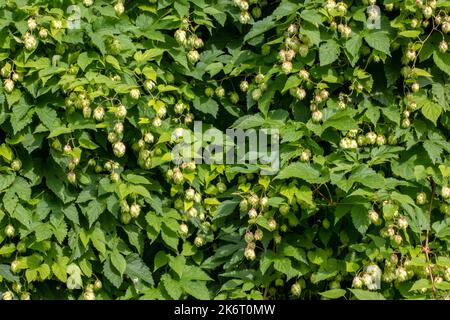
<box><xmin>2</xmin><ymin>291</ymin><xmax>14</xmax><ymax>300</ymax></box>
<box><xmin>173</xmin><ymin>168</ymin><xmax>184</xmax><ymax>184</ymax></box>
<box><xmin>179</xmin><ymin>223</ymin><xmax>189</xmax><ymax>236</ymax></box>
<box><xmin>24</xmin><ymin>33</ymin><xmax>37</xmax><ymax>50</ymax></box>
<box><xmin>114</xmin><ymin>1</ymin><xmax>125</xmax><ymax>15</ymax></box>
<box><xmin>5</xmin><ymin>224</ymin><xmax>15</xmax><ymax>238</ymax></box>
<box><xmin>240</xmin><ymin>80</ymin><xmax>249</xmax><ymax>92</ymax></box>
<box><xmin>311</xmin><ymin>110</ymin><xmax>323</xmax><ymax>122</ymax></box>
<box><xmin>398</xmin><ymin>216</ymin><xmax>408</xmax><ymax>230</ymax></box>
<box><xmin>175</xmin><ymin>29</ymin><xmax>187</xmax><ymax>44</ymax></box>
<box><xmin>27</xmin><ymin>17</ymin><xmax>37</xmax><ymax>31</ymax></box>
<box><xmin>244</xmin><ymin>246</ymin><xmax>256</xmax><ymax>260</ymax></box>
<box><xmin>252</xmin><ymin>88</ymin><xmax>262</xmax><ymax>101</ymax></box>
<box><xmin>442</xmin><ymin>186</ymin><xmax>450</xmax><ymax>199</ymax></box>
<box><xmin>239</xmin><ymin>10</ymin><xmax>251</xmax><ymax>24</ymax></box>
<box><xmin>115</xmin><ymin>105</ymin><xmax>127</xmax><ymax>118</ymax></box>
<box><xmin>3</xmin><ymin>79</ymin><xmax>14</xmax><ymax>92</ymax></box>
<box><xmin>368</xmin><ymin>210</ymin><xmax>380</xmax><ymax>224</ymax></box>
<box><xmin>299</xmin><ymin>69</ymin><xmax>310</xmax><ymax>80</ymax></box>
<box><xmin>52</xmin><ymin>19</ymin><xmax>62</xmax><ymax>29</ymax></box>
<box><xmin>248</xmin><ymin>194</ymin><xmax>259</xmax><ymax>207</ymax></box>
<box><xmin>145</xmin><ymin>80</ymin><xmax>156</xmax><ymax>92</ymax></box>
<box><xmin>187</xmin><ymin>50</ymin><xmax>200</xmax><ymax>64</ymax></box>
<box><xmin>174</xmin><ymin>101</ymin><xmax>185</xmax><ymax>114</ymax></box>
<box><xmin>254</xmin><ymin>228</ymin><xmax>263</xmax><ymax>241</ymax></box>
<box><xmin>281</xmin><ymin>61</ymin><xmax>293</xmax><ymax>74</ymax></box>
<box><xmin>67</xmin><ymin>171</ymin><xmax>77</xmax><ymax>185</ymax></box>
<box><xmin>194</xmin><ymin>235</ymin><xmax>205</xmax><ymax>247</ymax></box>
<box><xmin>113</xmin><ymin>141</ymin><xmax>126</xmax><ymax>158</ymax></box>
<box><xmin>300</xmin><ymin>149</ymin><xmax>311</xmax><ymax>162</ymax></box>
<box><xmin>93</xmin><ymin>106</ymin><xmax>105</xmax><ymax>121</ymax></box>
<box><xmin>416</xmin><ymin>192</ymin><xmax>427</xmax><ymax>205</ymax></box>
<box><xmin>352</xmin><ymin>276</ymin><xmax>363</xmax><ymax>288</ymax></box>
<box><xmin>239</xmin><ymin>199</ymin><xmax>249</xmax><ymax>211</ymax></box>
<box><xmin>130</xmin><ymin>203</ymin><xmax>141</xmax><ymax>218</ymax></box>
<box><xmin>248</xmin><ymin>208</ymin><xmax>258</xmax><ymax>219</ymax></box>
<box><xmin>291</xmin><ymin>282</ymin><xmax>302</xmax><ymax>297</ymax></box>
<box><xmin>267</xmin><ymin>218</ymin><xmax>277</xmax><ymax>231</ymax></box>
<box><xmin>130</xmin><ymin>88</ymin><xmax>140</xmax><ymax>99</ymax></box>
<box><xmin>215</xmin><ymin>86</ymin><xmax>225</xmax><ymax>98</ymax></box>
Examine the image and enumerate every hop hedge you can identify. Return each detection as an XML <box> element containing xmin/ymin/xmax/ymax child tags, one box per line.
<box><xmin>1</xmin><ymin>0</ymin><xmax>450</xmax><ymax>300</ymax></box>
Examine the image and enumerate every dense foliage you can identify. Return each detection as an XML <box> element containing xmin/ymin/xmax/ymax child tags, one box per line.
<box><xmin>1</xmin><ymin>0</ymin><xmax>450</xmax><ymax>300</ymax></box>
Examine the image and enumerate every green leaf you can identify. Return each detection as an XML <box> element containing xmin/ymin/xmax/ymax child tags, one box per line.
<box><xmin>181</xmin><ymin>280</ymin><xmax>210</xmax><ymax>300</ymax></box>
<box><xmin>36</xmin><ymin>106</ymin><xmax>60</xmax><ymax>130</ymax></box>
<box><xmin>0</xmin><ymin>264</ymin><xmax>20</xmax><ymax>282</ymax></box>
<box><xmin>34</xmin><ymin>222</ymin><xmax>53</xmax><ymax>241</ymax></box>
<box><xmin>272</xmin><ymin>1</ymin><xmax>300</xmax><ymax>17</ymax></box>
<box><xmin>345</xmin><ymin>35</ymin><xmax>362</xmax><ymax>65</ymax></box>
<box><xmin>89</xmin><ymin>227</ymin><xmax>106</xmax><ymax>255</ymax></box>
<box><xmin>125</xmin><ymin>253</ymin><xmax>154</xmax><ymax>285</ymax></box>
<box><xmin>421</xmin><ymin>100</ymin><xmax>442</xmax><ymax>125</ymax></box>
<box><xmin>63</xmin><ymin>204</ymin><xmax>80</xmax><ymax>225</ymax></box>
<box><xmin>319</xmin><ymin>289</ymin><xmax>346</xmax><ymax>299</ymax></box>
<box><xmin>10</xmin><ymin>177</ymin><xmax>31</xmax><ymax>201</ymax></box>
<box><xmin>423</xmin><ymin>140</ymin><xmax>442</xmax><ymax>164</ymax></box>
<box><xmin>319</xmin><ymin>40</ymin><xmax>340</xmax><ymax>66</ymax></box>
<box><xmin>123</xmin><ymin>174</ymin><xmax>151</xmax><ymax>185</ymax></box>
<box><xmin>432</xmin><ymin>83</ymin><xmax>448</xmax><ymax>109</ymax></box>
<box><xmin>85</xmin><ymin>200</ymin><xmax>106</xmax><ymax>227</ymax></box>
<box><xmin>275</xmin><ymin>162</ymin><xmax>322</xmax><ymax>183</ymax></box>
<box><xmin>103</xmin><ymin>258</ymin><xmax>123</xmax><ymax>288</ymax></box>
<box><xmin>323</xmin><ymin>114</ymin><xmax>359</xmax><ymax>131</ymax></box>
<box><xmin>169</xmin><ymin>255</ymin><xmax>185</xmax><ymax>279</ymax></box>
<box><xmin>11</xmin><ymin>204</ymin><xmax>32</xmax><ymax>229</ymax></box>
<box><xmin>412</xmin><ymin>68</ymin><xmax>432</xmax><ymax>78</ymax></box>
<box><xmin>126</xmin><ymin>184</ymin><xmax>152</xmax><ymax>199</ymax></box>
<box><xmin>105</xmin><ymin>55</ymin><xmax>121</xmax><ymax>70</ymax></box>
<box><xmin>398</xmin><ymin>30</ymin><xmax>421</xmax><ymax>38</ymax></box>
<box><xmin>77</xmin><ymin>52</ymin><xmax>94</xmax><ymax>70</ymax></box>
<box><xmin>350</xmin><ymin>289</ymin><xmax>386</xmax><ymax>300</ymax></box>
<box><xmin>410</xmin><ymin>279</ymin><xmax>431</xmax><ymax>291</ymax></box>
<box><xmin>295</xmin><ymin>185</ymin><xmax>314</xmax><ymax>206</ymax></box>
<box><xmin>78</xmin><ymin>138</ymin><xmax>99</xmax><ymax>150</ymax></box>
<box><xmin>260</xmin><ymin>251</ymin><xmax>276</xmax><ymax>275</ymax></box>
<box><xmin>0</xmin><ymin>144</ymin><xmax>14</xmax><ymax>162</ymax></box>
<box><xmin>300</xmin><ymin>9</ymin><xmax>323</xmax><ymax>25</ymax></box>
<box><xmin>193</xmin><ymin>96</ymin><xmax>219</xmax><ymax>118</ymax></box>
<box><xmin>154</xmin><ymin>251</ymin><xmax>169</xmax><ymax>271</ymax></box>
<box><xmin>351</xmin><ymin>204</ymin><xmax>371</xmax><ymax>234</ymax></box>
<box><xmin>381</xmin><ymin>105</ymin><xmax>400</xmax><ymax>124</ymax></box>
<box><xmin>364</xmin><ymin>102</ymin><xmax>380</xmax><ymax>125</ymax></box>
<box><xmin>244</xmin><ymin>16</ymin><xmax>274</xmax><ymax>42</ymax></box>
<box><xmin>231</xmin><ymin>114</ymin><xmax>265</xmax><ymax>129</ymax></box>
<box><xmin>279</xmin><ymin>244</ymin><xmax>307</xmax><ymax>264</ymax></box>
<box><xmin>182</xmin><ymin>266</ymin><xmax>212</xmax><ymax>281</ymax></box>
<box><xmin>273</xmin><ymin>257</ymin><xmax>300</xmax><ymax>280</ymax></box>
<box><xmin>48</xmin><ymin>126</ymin><xmax>73</xmax><ymax>138</ymax></box>
<box><xmin>162</xmin><ymin>275</ymin><xmax>182</xmax><ymax>299</ymax></box>
<box><xmin>213</xmin><ymin>199</ymin><xmax>239</xmax><ymax>220</ymax></box>
<box><xmin>111</xmin><ymin>250</ymin><xmax>127</xmax><ymax>276</ymax></box>
<box><xmin>161</xmin><ymin>224</ymin><xmax>179</xmax><ymax>251</ymax></box>
<box><xmin>364</xmin><ymin>32</ymin><xmax>391</xmax><ymax>56</ymax></box>
<box><xmin>433</xmin><ymin>51</ymin><xmax>450</xmax><ymax>76</ymax></box>
<box><xmin>0</xmin><ymin>243</ymin><xmax>16</xmax><ymax>255</ymax></box>
<box><xmin>174</xmin><ymin>0</ymin><xmax>189</xmax><ymax>17</ymax></box>
<box><xmin>0</xmin><ymin>174</ymin><xmax>15</xmax><ymax>192</ymax></box>
<box><xmin>300</xmin><ymin>21</ymin><xmax>321</xmax><ymax>46</ymax></box>
<box><xmin>52</xmin><ymin>257</ymin><xmax>69</xmax><ymax>283</ymax></box>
